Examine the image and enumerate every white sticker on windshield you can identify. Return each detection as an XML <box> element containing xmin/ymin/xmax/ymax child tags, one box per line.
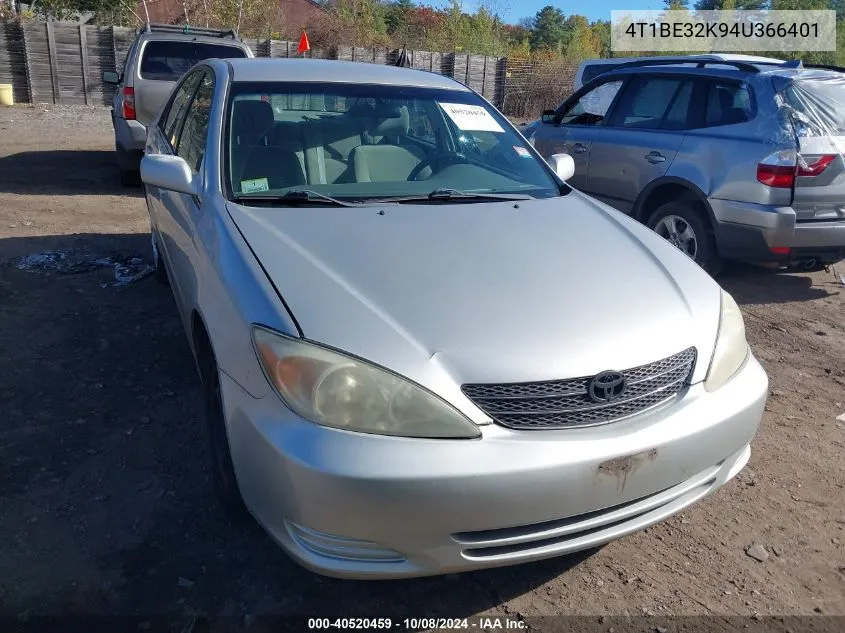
<box><xmin>439</xmin><ymin>102</ymin><xmax>505</xmax><ymax>133</ymax></box>
<box><xmin>240</xmin><ymin>178</ymin><xmax>269</xmax><ymax>194</ymax></box>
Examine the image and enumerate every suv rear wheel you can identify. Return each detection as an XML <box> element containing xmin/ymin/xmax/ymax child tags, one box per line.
<box><xmin>648</xmin><ymin>201</ymin><xmax>723</xmax><ymax>277</ymax></box>
<box><xmin>116</xmin><ymin>143</ymin><xmax>141</xmax><ymax>187</ymax></box>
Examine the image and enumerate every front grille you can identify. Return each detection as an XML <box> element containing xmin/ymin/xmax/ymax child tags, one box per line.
<box><xmin>462</xmin><ymin>347</ymin><xmax>696</xmax><ymax>430</ymax></box>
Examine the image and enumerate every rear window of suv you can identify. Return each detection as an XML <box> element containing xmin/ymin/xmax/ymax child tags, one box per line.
<box><xmin>780</xmin><ymin>78</ymin><xmax>845</xmax><ymax>134</ymax></box>
<box><xmin>140</xmin><ymin>41</ymin><xmax>247</xmax><ymax>81</ymax></box>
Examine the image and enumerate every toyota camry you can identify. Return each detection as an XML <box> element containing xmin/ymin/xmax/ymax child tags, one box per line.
<box><xmin>140</xmin><ymin>57</ymin><xmax>768</xmax><ymax>579</ymax></box>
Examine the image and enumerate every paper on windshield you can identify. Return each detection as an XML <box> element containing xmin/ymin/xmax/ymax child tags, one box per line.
<box><xmin>240</xmin><ymin>178</ymin><xmax>269</xmax><ymax>194</ymax></box>
<box><xmin>439</xmin><ymin>102</ymin><xmax>505</xmax><ymax>133</ymax></box>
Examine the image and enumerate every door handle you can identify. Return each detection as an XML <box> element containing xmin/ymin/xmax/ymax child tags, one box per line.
<box><xmin>646</xmin><ymin>151</ymin><xmax>666</xmax><ymax>164</ymax></box>
<box><xmin>572</xmin><ymin>143</ymin><xmax>587</xmax><ymax>154</ymax></box>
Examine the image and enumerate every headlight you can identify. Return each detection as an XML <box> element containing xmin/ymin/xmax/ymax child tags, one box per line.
<box><xmin>251</xmin><ymin>326</ymin><xmax>481</xmax><ymax>439</ymax></box>
<box><xmin>704</xmin><ymin>291</ymin><xmax>750</xmax><ymax>392</ymax></box>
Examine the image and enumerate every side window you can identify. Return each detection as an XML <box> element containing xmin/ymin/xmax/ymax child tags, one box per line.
<box><xmin>119</xmin><ymin>41</ymin><xmax>135</xmax><ymax>83</ymax></box>
<box><xmin>176</xmin><ymin>73</ymin><xmax>214</xmax><ymax>173</ymax></box>
<box><xmin>160</xmin><ymin>70</ymin><xmax>203</xmax><ymax>148</ymax></box>
<box><xmin>581</xmin><ymin>63</ymin><xmax>619</xmax><ymax>86</ymax></box>
<box><xmin>662</xmin><ymin>81</ymin><xmax>694</xmax><ymax>130</ymax></box>
<box><xmin>559</xmin><ymin>80</ymin><xmax>623</xmax><ymax>126</ymax></box>
<box><xmin>610</xmin><ymin>77</ymin><xmax>694</xmax><ymax>130</ymax></box>
<box><xmin>705</xmin><ymin>81</ymin><xmax>754</xmax><ymax>127</ymax></box>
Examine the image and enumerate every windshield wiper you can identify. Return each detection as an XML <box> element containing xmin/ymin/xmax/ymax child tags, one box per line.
<box><xmin>234</xmin><ymin>189</ymin><xmax>359</xmax><ymax>207</ymax></box>
<box><xmin>369</xmin><ymin>189</ymin><xmax>535</xmax><ymax>204</ymax></box>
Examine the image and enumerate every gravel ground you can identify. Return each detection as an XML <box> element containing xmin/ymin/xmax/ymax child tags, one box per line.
<box><xmin>0</xmin><ymin>104</ymin><xmax>844</xmax><ymax>631</ymax></box>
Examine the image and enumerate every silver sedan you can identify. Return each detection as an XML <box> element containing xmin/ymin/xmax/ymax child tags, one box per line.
<box><xmin>140</xmin><ymin>57</ymin><xmax>768</xmax><ymax>579</ymax></box>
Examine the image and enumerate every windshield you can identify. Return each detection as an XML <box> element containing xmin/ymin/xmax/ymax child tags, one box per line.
<box><xmin>140</xmin><ymin>41</ymin><xmax>247</xmax><ymax>81</ymax></box>
<box><xmin>225</xmin><ymin>82</ymin><xmax>563</xmax><ymax>203</ymax></box>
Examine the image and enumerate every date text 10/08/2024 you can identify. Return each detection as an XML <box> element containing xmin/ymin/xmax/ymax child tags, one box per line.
<box><xmin>307</xmin><ymin>618</ymin><xmax>527</xmax><ymax>630</ymax></box>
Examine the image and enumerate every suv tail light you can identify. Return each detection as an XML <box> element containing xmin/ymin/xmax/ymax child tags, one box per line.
<box><xmin>797</xmin><ymin>154</ymin><xmax>836</xmax><ymax>176</ymax></box>
<box><xmin>757</xmin><ymin>149</ymin><xmax>837</xmax><ymax>188</ymax></box>
<box><xmin>757</xmin><ymin>149</ymin><xmax>796</xmax><ymax>188</ymax></box>
<box><xmin>121</xmin><ymin>86</ymin><xmax>136</xmax><ymax>120</ymax></box>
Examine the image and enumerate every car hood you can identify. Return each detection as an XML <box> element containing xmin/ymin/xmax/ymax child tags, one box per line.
<box><xmin>226</xmin><ymin>193</ymin><xmax>721</xmax><ymax>418</ymax></box>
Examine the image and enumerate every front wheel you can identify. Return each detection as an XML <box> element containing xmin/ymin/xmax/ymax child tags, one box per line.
<box><xmin>151</xmin><ymin>233</ymin><xmax>169</xmax><ymax>286</ymax></box>
<box><xmin>647</xmin><ymin>202</ymin><xmax>722</xmax><ymax>277</ymax></box>
<box><xmin>203</xmin><ymin>356</ymin><xmax>249</xmax><ymax>519</ymax></box>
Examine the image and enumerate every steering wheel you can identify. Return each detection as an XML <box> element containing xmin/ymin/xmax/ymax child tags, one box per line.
<box><xmin>408</xmin><ymin>151</ymin><xmax>468</xmax><ymax>181</ymax></box>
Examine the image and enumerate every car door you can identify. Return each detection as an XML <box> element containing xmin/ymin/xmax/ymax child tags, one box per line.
<box><xmin>584</xmin><ymin>75</ymin><xmax>695</xmax><ymax>213</ymax></box>
<box><xmin>531</xmin><ymin>79</ymin><xmax>624</xmax><ymax>191</ymax></box>
<box><xmin>167</xmin><ymin>70</ymin><xmax>215</xmax><ymax>328</ymax></box>
<box><xmin>146</xmin><ymin>69</ymin><xmax>205</xmax><ymax>322</ymax></box>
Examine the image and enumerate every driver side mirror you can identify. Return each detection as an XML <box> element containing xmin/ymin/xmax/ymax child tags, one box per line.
<box><xmin>549</xmin><ymin>153</ymin><xmax>575</xmax><ymax>181</ymax></box>
<box><xmin>141</xmin><ymin>154</ymin><xmax>200</xmax><ymax>196</ymax></box>
<box><xmin>103</xmin><ymin>71</ymin><xmax>120</xmax><ymax>84</ymax></box>
<box><xmin>541</xmin><ymin>109</ymin><xmax>556</xmax><ymax>124</ymax></box>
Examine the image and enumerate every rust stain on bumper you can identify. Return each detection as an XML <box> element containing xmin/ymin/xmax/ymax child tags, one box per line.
<box><xmin>597</xmin><ymin>448</ymin><xmax>659</xmax><ymax>494</ymax></box>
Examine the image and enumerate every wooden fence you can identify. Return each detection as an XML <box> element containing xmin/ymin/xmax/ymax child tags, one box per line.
<box><xmin>0</xmin><ymin>21</ymin><xmax>509</xmax><ymax>109</ymax></box>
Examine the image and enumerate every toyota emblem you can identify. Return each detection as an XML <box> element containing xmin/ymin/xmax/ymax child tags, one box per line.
<box><xmin>588</xmin><ymin>371</ymin><xmax>627</xmax><ymax>404</ymax></box>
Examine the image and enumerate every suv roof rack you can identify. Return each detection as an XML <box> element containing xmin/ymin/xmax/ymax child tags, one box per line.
<box><xmin>610</xmin><ymin>56</ymin><xmax>801</xmax><ymax>74</ymax></box>
<box><xmin>802</xmin><ymin>63</ymin><xmax>845</xmax><ymax>72</ymax></box>
<box><xmin>142</xmin><ymin>23</ymin><xmax>239</xmax><ymax>40</ymax></box>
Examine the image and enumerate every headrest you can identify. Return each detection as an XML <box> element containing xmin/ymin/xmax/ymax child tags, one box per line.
<box><xmin>232</xmin><ymin>99</ymin><xmax>274</xmax><ymax>145</ymax></box>
<box><xmin>368</xmin><ymin>105</ymin><xmax>409</xmax><ymax>137</ymax></box>
<box><xmin>717</xmin><ymin>88</ymin><xmax>734</xmax><ymax>110</ymax></box>
<box><xmin>347</xmin><ymin>100</ymin><xmax>376</xmax><ymax>119</ymax></box>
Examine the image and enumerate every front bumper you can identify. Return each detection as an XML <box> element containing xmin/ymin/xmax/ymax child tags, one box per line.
<box><xmin>220</xmin><ymin>353</ymin><xmax>768</xmax><ymax>579</ymax></box>
<box><xmin>712</xmin><ymin>199</ymin><xmax>845</xmax><ymax>264</ymax></box>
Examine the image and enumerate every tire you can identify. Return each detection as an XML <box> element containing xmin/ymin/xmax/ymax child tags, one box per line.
<box><xmin>647</xmin><ymin>201</ymin><xmax>723</xmax><ymax>277</ymax></box>
<box><xmin>116</xmin><ymin>142</ymin><xmax>141</xmax><ymax>187</ymax></box>
<box><xmin>119</xmin><ymin>167</ymin><xmax>140</xmax><ymax>187</ymax></box>
<box><xmin>151</xmin><ymin>234</ymin><xmax>169</xmax><ymax>286</ymax></box>
<box><xmin>153</xmin><ymin>252</ymin><xmax>169</xmax><ymax>286</ymax></box>
<box><xmin>202</xmin><ymin>353</ymin><xmax>249</xmax><ymax>519</ymax></box>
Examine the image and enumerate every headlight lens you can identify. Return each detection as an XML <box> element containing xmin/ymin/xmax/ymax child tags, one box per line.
<box><xmin>252</xmin><ymin>326</ymin><xmax>481</xmax><ymax>439</ymax></box>
<box><xmin>704</xmin><ymin>291</ymin><xmax>749</xmax><ymax>392</ymax></box>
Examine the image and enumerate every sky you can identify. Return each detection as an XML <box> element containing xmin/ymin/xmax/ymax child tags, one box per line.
<box><xmin>458</xmin><ymin>0</ymin><xmax>658</xmax><ymax>25</ymax></box>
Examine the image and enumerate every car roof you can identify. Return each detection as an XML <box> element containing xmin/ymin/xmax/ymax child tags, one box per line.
<box><xmin>598</xmin><ymin>63</ymin><xmax>840</xmax><ymax>82</ymax></box>
<box><xmin>226</xmin><ymin>58</ymin><xmax>469</xmax><ymax>90</ymax></box>
<box><xmin>579</xmin><ymin>54</ymin><xmax>785</xmax><ymax>67</ymax></box>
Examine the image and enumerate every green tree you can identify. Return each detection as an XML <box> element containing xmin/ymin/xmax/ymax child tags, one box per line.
<box><xmin>693</xmin><ymin>0</ymin><xmax>767</xmax><ymax>9</ymax></box>
<box><xmin>529</xmin><ymin>5</ymin><xmax>567</xmax><ymax>52</ymax></box>
<box><xmin>330</xmin><ymin>0</ymin><xmax>388</xmax><ymax>45</ymax></box>
<box><xmin>31</xmin><ymin>0</ymin><xmax>134</xmax><ymax>23</ymax></box>
<box><xmin>384</xmin><ymin>0</ymin><xmax>416</xmax><ymax>41</ymax></box>
<box><xmin>664</xmin><ymin>0</ymin><xmax>689</xmax><ymax>8</ymax></box>
<box><xmin>591</xmin><ymin>20</ymin><xmax>611</xmax><ymax>57</ymax></box>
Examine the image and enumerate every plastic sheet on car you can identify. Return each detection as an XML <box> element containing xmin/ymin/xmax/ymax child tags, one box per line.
<box><xmin>772</xmin><ymin>70</ymin><xmax>845</xmax><ymax>165</ymax></box>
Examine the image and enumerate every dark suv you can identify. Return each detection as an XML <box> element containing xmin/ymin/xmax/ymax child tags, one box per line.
<box><xmin>522</xmin><ymin>56</ymin><xmax>845</xmax><ymax>275</ymax></box>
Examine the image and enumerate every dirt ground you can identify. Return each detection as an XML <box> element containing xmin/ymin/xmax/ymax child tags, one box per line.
<box><xmin>0</xmin><ymin>104</ymin><xmax>844</xmax><ymax>631</ymax></box>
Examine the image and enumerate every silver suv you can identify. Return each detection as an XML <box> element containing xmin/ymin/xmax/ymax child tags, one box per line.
<box><xmin>522</xmin><ymin>57</ymin><xmax>845</xmax><ymax>275</ymax></box>
<box><xmin>103</xmin><ymin>23</ymin><xmax>252</xmax><ymax>185</ymax></box>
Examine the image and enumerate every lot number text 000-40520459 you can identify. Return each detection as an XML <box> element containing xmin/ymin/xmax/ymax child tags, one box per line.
<box><xmin>306</xmin><ymin>617</ymin><xmax>527</xmax><ymax>630</ymax></box>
